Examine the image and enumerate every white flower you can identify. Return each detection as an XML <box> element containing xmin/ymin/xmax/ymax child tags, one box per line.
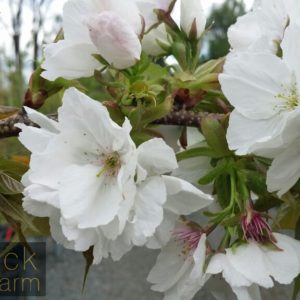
<box><xmin>228</xmin><ymin>0</ymin><xmax>299</xmax><ymax>54</ymax></box>
<box><xmin>41</xmin><ymin>0</ymin><xmax>142</xmax><ymax>80</ymax></box>
<box><xmin>221</xmin><ymin>23</ymin><xmax>300</xmax><ymax>157</ymax></box>
<box><xmin>266</xmin><ymin>138</ymin><xmax>300</xmax><ymax>196</ymax></box>
<box><xmin>18</xmin><ymin>87</ymin><xmax>213</xmax><ymax>263</ymax></box>
<box><xmin>147</xmin><ymin>224</ymin><xmax>209</xmax><ymax>300</ymax></box>
<box><xmin>180</xmin><ymin>0</ymin><xmax>206</xmax><ymax>39</ymax></box>
<box><xmin>206</xmin><ymin>233</ymin><xmax>300</xmax><ymax>300</ymax></box>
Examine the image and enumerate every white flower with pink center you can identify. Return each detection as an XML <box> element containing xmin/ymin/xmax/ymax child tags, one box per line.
<box><xmin>148</xmin><ymin>223</ymin><xmax>210</xmax><ymax>300</ymax></box>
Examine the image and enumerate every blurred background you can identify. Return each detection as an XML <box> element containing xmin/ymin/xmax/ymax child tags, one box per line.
<box><xmin>0</xmin><ymin>1</ymin><xmax>257</xmax><ymax>299</ymax></box>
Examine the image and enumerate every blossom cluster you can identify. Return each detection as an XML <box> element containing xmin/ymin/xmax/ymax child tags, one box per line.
<box><xmin>12</xmin><ymin>0</ymin><xmax>300</xmax><ymax>299</ymax></box>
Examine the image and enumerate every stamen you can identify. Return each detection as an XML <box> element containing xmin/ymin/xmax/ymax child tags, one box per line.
<box><xmin>96</xmin><ymin>152</ymin><xmax>121</xmax><ymax>177</ymax></box>
<box><xmin>275</xmin><ymin>73</ymin><xmax>300</xmax><ymax>112</ymax></box>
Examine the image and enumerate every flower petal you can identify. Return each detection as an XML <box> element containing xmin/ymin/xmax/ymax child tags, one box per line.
<box><xmin>137</xmin><ymin>138</ymin><xmax>178</xmax><ymax>177</ymax></box>
<box><xmin>59</xmin><ymin>164</ymin><xmax>123</xmax><ymax>228</ymax></box>
<box><xmin>41</xmin><ymin>40</ymin><xmax>101</xmax><ymax>81</ymax></box>
<box><xmin>220</xmin><ymin>53</ymin><xmax>291</xmax><ymax>119</ymax></box>
<box><xmin>162</xmin><ymin>175</ymin><xmax>214</xmax><ymax>215</ymax></box>
<box><xmin>87</xmin><ymin>11</ymin><xmax>141</xmax><ymax>69</ymax></box>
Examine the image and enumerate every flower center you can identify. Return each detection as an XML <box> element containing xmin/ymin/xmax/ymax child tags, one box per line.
<box><xmin>241</xmin><ymin>211</ymin><xmax>276</xmax><ymax>244</ymax></box>
<box><xmin>173</xmin><ymin>226</ymin><xmax>203</xmax><ymax>256</ymax></box>
<box><xmin>275</xmin><ymin>74</ymin><xmax>300</xmax><ymax>112</ymax></box>
<box><xmin>97</xmin><ymin>152</ymin><xmax>121</xmax><ymax>177</ymax></box>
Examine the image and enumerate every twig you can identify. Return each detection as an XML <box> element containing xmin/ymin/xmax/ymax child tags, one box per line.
<box><xmin>0</xmin><ymin>109</ymin><xmax>225</xmax><ymax>139</ymax></box>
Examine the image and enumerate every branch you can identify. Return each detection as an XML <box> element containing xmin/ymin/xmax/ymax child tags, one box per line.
<box><xmin>0</xmin><ymin>109</ymin><xmax>225</xmax><ymax>139</ymax></box>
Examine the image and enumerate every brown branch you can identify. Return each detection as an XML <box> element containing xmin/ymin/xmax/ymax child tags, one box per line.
<box><xmin>0</xmin><ymin>109</ymin><xmax>225</xmax><ymax>139</ymax></box>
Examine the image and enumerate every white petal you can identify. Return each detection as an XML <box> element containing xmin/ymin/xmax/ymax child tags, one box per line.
<box><xmin>16</xmin><ymin>124</ymin><xmax>55</xmax><ymax>154</ymax></box>
<box><xmin>22</xmin><ymin>107</ymin><xmax>59</xmax><ymax>133</ymax></box>
<box><xmin>220</xmin><ymin>53</ymin><xmax>291</xmax><ymax>119</ymax></box>
<box><xmin>146</xmin><ymin>211</ymin><xmax>178</xmax><ymax>249</ymax></box>
<box><xmin>147</xmin><ymin>240</ymin><xmax>192</xmax><ymax>292</ymax></box>
<box><xmin>87</xmin><ymin>11</ymin><xmax>141</xmax><ymax>69</ymax></box>
<box><xmin>137</xmin><ymin>138</ymin><xmax>178</xmax><ymax>176</ymax></box>
<box><xmin>228</xmin><ymin>12</ymin><xmax>262</xmax><ymax>51</ymax></box>
<box><xmin>267</xmin><ymin>140</ymin><xmax>300</xmax><ymax>196</ymax></box>
<box><xmin>41</xmin><ymin>40</ymin><xmax>101</xmax><ymax>81</ymax></box>
<box><xmin>58</xmin><ymin>88</ymin><xmax>133</xmax><ymax>154</ymax></box>
<box><xmin>263</xmin><ymin>234</ymin><xmax>300</xmax><ymax>284</ymax></box>
<box><xmin>59</xmin><ymin>164</ymin><xmax>123</xmax><ymax>228</ymax></box>
<box><xmin>23</xmin><ymin>183</ymin><xmax>60</xmax><ymax>209</ymax></box>
<box><xmin>226</xmin><ymin>110</ymin><xmax>289</xmax><ymax>156</ymax></box>
<box><xmin>162</xmin><ymin>175</ymin><xmax>214</xmax><ymax>215</ymax></box>
<box><xmin>23</xmin><ymin>196</ymin><xmax>56</xmax><ymax>218</ymax></box>
<box><xmin>281</xmin><ymin>23</ymin><xmax>300</xmax><ymax>84</ymax></box>
<box><xmin>62</xmin><ymin>0</ymin><xmax>101</xmax><ymax>42</ymax></box>
<box><xmin>226</xmin><ymin>243</ymin><xmax>274</xmax><ymax>288</ymax></box>
<box><xmin>181</xmin><ymin>0</ymin><xmax>206</xmax><ymax>38</ymax></box>
<box><xmin>206</xmin><ymin>253</ymin><xmax>251</xmax><ymax>287</ymax></box>
<box><xmin>131</xmin><ymin>176</ymin><xmax>167</xmax><ymax>245</ymax></box>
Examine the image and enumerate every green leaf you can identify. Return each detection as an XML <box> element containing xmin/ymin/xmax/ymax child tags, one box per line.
<box><xmin>201</xmin><ymin>117</ymin><xmax>231</xmax><ymax>157</ymax></box>
<box><xmin>0</xmin><ymin>195</ymin><xmax>37</xmax><ymax>233</ymax></box>
<box><xmin>0</xmin><ymin>171</ymin><xmax>24</xmax><ymax>195</ymax></box>
<box><xmin>243</xmin><ymin>170</ymin><xmax>267</xmax><ymax>195</ymax></box>
<box><xmin>198</xmin><ymin>159</ymin><xmax>229</xmax><ymax>185</ymax></box>
<box><xmin>0</xmin><ymin>159</ymin><xmax>28</xmax><ymax>180</ymax></box>
<box><xmin>82</xmin><ymin>246</ymin><xmax>94</xmax><ymax>292</ymax></box>
<box><xmin>176</xmin><ymin>146</ymin><xmax>224</xmax><ymax>161</ymax></box>
<box><xmin>214</xmin><ymin>173</ymin><xmax>231</xmax><ymax>209</ymax></box>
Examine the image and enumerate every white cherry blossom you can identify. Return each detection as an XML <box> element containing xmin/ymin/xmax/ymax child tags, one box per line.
<box><xmin>148</xmin><ymin>224</ymin><xmax>209</xmax><ymax>300</ymax></box>
<box><xmin>18</xmin><ymin>87</ymin><xmax>213</xmax><ymax>263</ymax></box>
<box><xmin>221</xmin><ymin>23</ymin><xmax>300</xmax><ymax>157</ymax></box>
<box><xmin>42</xmin><ymin>0</ymin><xmax>142</xmax><ymax>80</ymax></box>
<box><xmin>228</xmin><ymin>0</ymin><xmax>300</xmax><ymax>54</ymax></box>
<box><xmin>206</xmin><ymin>233</ymin><xmax>300</xmax><ymax>300</ymax></box>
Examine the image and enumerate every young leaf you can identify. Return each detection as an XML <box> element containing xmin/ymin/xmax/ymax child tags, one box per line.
<box><xmin>176</xmin><ymin>147</ymin><xmax>219</xmax><ymax>161</ymax></box>
<box><xmin>0</xmin><ymin>171</ymin><xmax>24</xmax><ymax>195</ymax></box>
<box><xmin>82</xmin><ymin>246</ymin><xmax>94</xmax><ymax>292</ymax></box>
<box><xmin>201</xmin><ymin>117</ymin><xmax>231</xmax><ymax>157</ymax></box>
<box><xmin>198</xmin><ymin>159</ymin><xmax>229</xmax><ymax>185</ymax></box>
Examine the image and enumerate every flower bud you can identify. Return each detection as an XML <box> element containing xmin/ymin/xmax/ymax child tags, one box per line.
<box><xmin>180</xmin><ymin>0</ymin><xmax>206</xmax><ymax>39</ymax></box>
<box><xmin>86</xmin><ymin>12</ymin><xmax>142</xmax><ymax>69</ymax></box>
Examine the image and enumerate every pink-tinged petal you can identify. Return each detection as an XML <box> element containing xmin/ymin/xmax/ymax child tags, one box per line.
<box><xmin>87</xmin><ymin>11</ymin><xmax>141</xmax><ymax>69</ymax></box>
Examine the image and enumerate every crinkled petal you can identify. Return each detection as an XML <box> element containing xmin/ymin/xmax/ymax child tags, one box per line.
<box><xmin>41</xmin><ymin>40</ymin><xmax>101</xmax><ymax>81</ymax></box>
<box><xmin>137</xmin><ymin>138</ymin><xmax>178</xmax><ymax>177</ymax></box>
